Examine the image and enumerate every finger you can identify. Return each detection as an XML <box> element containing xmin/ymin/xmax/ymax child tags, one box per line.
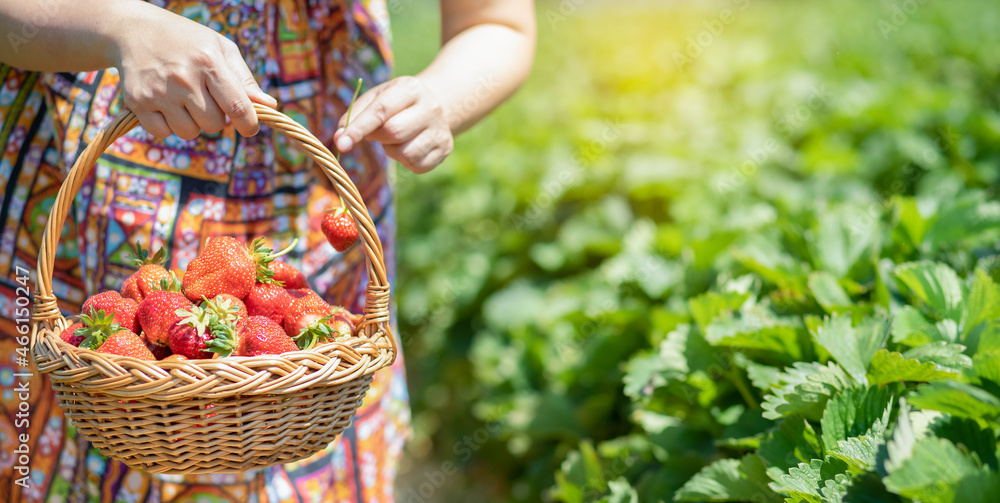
<box><xmin>160</xmin><ymin>106</ymin><xmax>201</xmax><ymax>140</ymax></box>
<box><xmin>336</xmin><ymin>82</ymin><xmax>419</xmax><ymax>152</ymax></box>
<box><xmin>365</xmin><ymin>105</ymin><xmax>428</xmax><ymax>144</ymax></box>
<box><xmin>205</xmin><ymin>48</ymin><xmax>259</xmax><ymax>137</ymax></box>
<box><xmin>185</xmin><ymin>85</ymin><xmax>227</xmax><ymax>134</ymax></box>
<box><xmin>382</xmin><ymin>128</ymin><xmax>452</xmax><ymax>174</ymax></box>
<box><xmin>135</xmin><ymin>110</ymin><xmax>172</xmax><ymax>139</ymax></box>
<box><xmin>225</xmin><ymin>42</ymin><xmax>277</xmax><ymax>108</ymax></box>
<box><xmin>336</xmin><ymin>83</ymin><xmax>384</xmax><ymax>130</ymax></box>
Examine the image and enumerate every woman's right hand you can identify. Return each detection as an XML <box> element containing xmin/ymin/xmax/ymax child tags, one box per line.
<box><xmin>110</xmin><ymin>2</ymin><xmax>277</xmax><ymax>139</ymax></box>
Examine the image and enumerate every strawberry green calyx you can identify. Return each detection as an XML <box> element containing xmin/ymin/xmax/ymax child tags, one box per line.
<box><xmin>77</xmin><ymin>309</ymin><xmax>122</xmax><ymax>350</ymax></box>
<box><xmin>202</xmin><ymin>295</ymin><xmax>240</xmax><ymax>324</ymax></box>
<box><xmin>129</xmin><ymin>241</ymin><xmax>166</xmax><ymax>268</ymax></box>
<box><xmin>248</xmin><ymin>237</ymin><xmax>299</xmax><ymax>284</ymax></box>
<box><xmin>292</xmin><ymin>313</ymin><xmax>350</xmax><ymax>350</ymax></box>
<box><xmin>205</xmin><ymin>321</ymin><xmax>240</xmax><ymax>358</ymax></box>
<box><xmin>157</xmin><ymin>271</ymin><xmax>182</xmax><ymax>292</ymax></box>
<box><xmin>174</xmin><ymin>305</ymin><xmax>216</xmax><ymax>338</ymax></box>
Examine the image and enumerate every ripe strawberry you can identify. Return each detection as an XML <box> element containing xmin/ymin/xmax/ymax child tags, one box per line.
<box><xmin>201</xmin><ymin>294</ymin><xmax>247</xmax><ymax>324</ymax></box>
<box><xmin>82</xmin><ymin>291</ymin><xmax>139</xmax><ymax>333</ymax></box>
<box><xmin>287</xmin><ymin>288</ymin><xmax>321</xmax><ymax>301</ymax></box>
<box><xmin>205</xmin><ymin>320</ymin><xmax>246</xmax><ymax>358</ymax></box>
<box><xmin>120</xmin><ymin>243</ymin><xmax>171</xmax><ymax>302</ymax></box>
<box><xmin>244</xmin><ymin>283</ymin><xmax>293</xmax><ymax>326</ymax></box>
<box><xmin>321</xmin><ymin>206</ymin><xmax>359</xmax><ymax>252</ymax></box>
<box><xmin>269</xmin><ymin>260</ymin><xmax>309</xmax><ymax>289</ymax></box>
<box><xmin>182</xmin><ymin>237</ymin><xmax>295</xmax><ymax>302</ymax></box>
<box><xmin>74</xmin><ymin>311</ymin><xmax>154</xmax><ymax>360</ymax></box>
<box><xmin>137</xmin><ymin>287</ymin><xmax>193</xmax><ymax>347</ymax></box>
<box><xmin>142</xmin><ymin>334</ymin><xmax>172</xmax><ymax>360</ymax></box>
<box><xmin>238</xmin><ymin>316</ymin><xmax>299</xmax><ymax>356</ymax></box>
<box><xmin>97</xmin><ymin>329</ymin><xmax>156</xmax><ymax>360</ymax></box>
<box><xmin>168</xmin><ymin>305</ymin><xmax>219</xmax><ymax>359</ymax></box>
<box><xmin>293</xmin><ymin>307</ymin><xmax>355</xmax><ymax>350</ymax></box>
<box><xmin>283</xmin><ymin>294</ymin><xmax>334</xmax><ymax>338</ymax></box>
<box><xmin>59</xmin><ymin>322</ymin><xmax>86</xmax><ymax>347</ymax></box>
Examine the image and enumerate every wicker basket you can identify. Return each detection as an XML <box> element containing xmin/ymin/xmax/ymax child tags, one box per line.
<box><xmin>28</xmin><ymin>104</ymin><xmax>396</xmax><ymax>474</ymax></box>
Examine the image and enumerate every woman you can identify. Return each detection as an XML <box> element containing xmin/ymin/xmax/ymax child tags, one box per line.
<box><xmin>0</xmin><ymin>0</ymin><xmax>534</xmax><ymax>501</ymax></box>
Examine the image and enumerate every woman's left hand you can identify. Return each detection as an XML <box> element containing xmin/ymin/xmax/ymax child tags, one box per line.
<box><xmin>334</xmin><ymin>76</ymin><xmax>454</xmax><ymax>174</ymax></box>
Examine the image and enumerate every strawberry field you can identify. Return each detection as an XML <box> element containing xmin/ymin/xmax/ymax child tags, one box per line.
<box><xmin>392</xmin><ymin>0</ymin><xmax>1000</xmax><ymax>501</ymax></box>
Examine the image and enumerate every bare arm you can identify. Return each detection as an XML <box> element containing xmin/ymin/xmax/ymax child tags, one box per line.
<box><xmin>0</xmin><ymin>0</ymin><xmax>275</xmax><ymax>137</ymax></box>
<box><xmin>335</xmin><ymin>0</ymin><xmax>536</xmax><ymax>173</ymax></box>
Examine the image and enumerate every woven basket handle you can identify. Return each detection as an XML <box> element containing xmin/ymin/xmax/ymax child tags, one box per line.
<box><xmin>30</xmin><ymin>104</ymin><xmax>395</xmax><ymax>358</ymax></box>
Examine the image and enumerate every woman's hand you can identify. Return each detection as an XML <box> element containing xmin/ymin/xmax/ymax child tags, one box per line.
<box><xmin>111</xmin><ymin>2</ymin><xmax>276</xmax><ymax>139</ymax></box>
<box><xmin>334</xmin><ymin>76</ymin><xmax>453</xmax><ymax>174</ymax></box>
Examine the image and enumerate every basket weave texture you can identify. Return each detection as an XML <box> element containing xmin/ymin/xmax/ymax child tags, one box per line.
<box><xmin>28</xmin><ymin>104</ymin><xmax>397</xmax><ymax>474</ymax></box>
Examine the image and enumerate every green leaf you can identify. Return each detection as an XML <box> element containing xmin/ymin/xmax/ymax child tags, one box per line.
<box><xmin>731</xmin><ymin>234</ymin><xmax>807</xmax><ymax>291</ymax></box>
<box><xmin>759</xmin><ymin>417</ymin><xmax>823</xmax><ymax>476</ymax></box>
<box><xmin>623</xmin><ymin>331</ymin><xmax>689</xmax><ymax>399</ymax></box>
<box><xmin>894</xmin><ymin>196</ymin><xmax>929</xmax><ymax>247</ymax></box>
<box><xmin>962</xmin><ymin>269</ymin><xmax>1000</xmax><ymax>336</ymax></box>
<box><xmin>761</xmin><ymin>362</ymin><xmax>854</xmax><ymax>421</ymax></box>
<box><xmin>674</xmin><ymin>456</ymin><xmax>781</xmax><ymax>502</ymax></box>
<box><xmin>908</xmin><ymin>380</ymin><xmax>1000</xmax><ymax>420</ymax></box>
<box><xmin>884</xmin><ymin>436</ymin><xmax>988</xmax><ymax>503</ymax></box>
<box><xmin>768</xmin><ymin>458</ymin><xmax>850</xmax><ymax>503</ymax></box>
<box><xmin>894</xmin><ymin>261</ymin><xmax>965</xmax><ymax>322</ymax></box>
<box><xmin>901</xmin><ymin>342</ymin><xmax>973</xmax><ymax>374</ymax></box>
<box><xmin>972</xmin><ymin>350</ymin><xmax>1000</xmax><ymax>383</ymax></box>
<box><xmin>866</xmin><ymin>349</ymin><xmax>958</xmax><ymax>386</ymax></box>
<box><xmin>891</xmin><ymin>305</ymin><xmax>947</xmax><ymax>346</ymax></box>
<box><xmin>828</xmin><ymin>432</ymin><xmax>883</xmax><ymax>473</ymax></box>
<box><xmin>688</xmin><ymin>291</ymin><xmax>751</xmax><ymax>328</ymax></box>
<box><xmin>827</xmin><ymin>392</ymin><xmax>892</xmax><ymax>473</ymax></box>
<box><xmin>809</xmin><ymin>204</ymin><xmax>877</xmax><ymax>279</ymax></box>
<box><xmin>606</xmin><ymin>479</ymin><xmax>639</xmax><ymax>503</ymax></box>
<box><xmin>928</xmin><ymin>416</ymin><xmax>999</xmax><ymax>470</ymax></box>
<box><xmin>704</xmin><ymin>318</ymin><xmax>803</xmax><ymax>361</ymax></box>
<box><xmin>812</xmin><ymin>314</ymin><xmax>889</xmax><ymax>384</ymax></box>
<box><xmin>820</xmin><ymin>386</ymin><xmax>892</xmax><ymax>453</ymax></box>
<box><xmin>808</xmin><ymin>272</ymin><xmax>852</xmax><ymax>313</ymax></box>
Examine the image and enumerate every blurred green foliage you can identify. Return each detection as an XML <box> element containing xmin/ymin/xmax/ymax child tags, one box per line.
<box><xmin>391</xmin><ymin>0</ymin><xmax>1000</xmax><ymax>501</ymax></box>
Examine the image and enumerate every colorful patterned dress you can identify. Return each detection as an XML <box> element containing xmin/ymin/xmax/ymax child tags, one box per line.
<box><xmin>0</xmin><ymin>1</ymin><xmax>410</xmax><ymax>501</ymax></box>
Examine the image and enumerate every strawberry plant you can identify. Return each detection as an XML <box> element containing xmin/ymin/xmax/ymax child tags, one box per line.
<box><xmin>390</xmin><ymin>0</ymin><xmax>1000</xmax><ymax>501</ymax></box>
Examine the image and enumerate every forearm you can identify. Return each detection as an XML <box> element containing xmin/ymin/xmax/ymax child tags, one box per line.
<box><xmin>0</xmin><ymin>0</ymin><xmax>135</xmax><ymax>72</ymax></box>
<box><xmin>419</xmin><ymin>22</ymin><xmax>535</xmax><ymax>134</ymax></box>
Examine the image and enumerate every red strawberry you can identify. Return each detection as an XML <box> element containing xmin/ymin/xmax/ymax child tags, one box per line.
<box><xmin>293</xmin><ymin>307</ymin><xmax>355</xmax><ymax>350</ymax></box>
<box><xmin>59</xmin><ymin>322</ymin><xmax>86</xmax><ymax>347</ymax></box>
<box><xmin>97</xmin><ymin>329</ymin><xmax>156</xmax><ymax>360</ymax></box>
<box><xmin>321</xmin><ymin>206</ymin><xmax>359</xmax><ymax>252</ymax></box>
<box><xmin>201</xmin><ymin>294</ymin><xmax>247</xmax><ymax>324</ymax></box>
<box><xmin>120</xmin><ymin>243</ymin><xmax>171</xmax><ymax>302</ymax></box>
<box><xmin>238</xmin><ymin>316</ymin><xmax>299</xmax><ymax>356</ymax></box>
<box><xmin>283</xmin><ymin>295</ymin><xmax>334</xmax><ymax>338</ymax></box>
<box><xmin>182</xmin><ymin>237</ymin><xmax>295</xmax><ymax>302</ymax></box>
<box><xmin>244</xmin><ymin>283</ymin><xmax>293</xmax><ymax>326</ymax></box>
<box><xmin>137</xmin><ymin>288</ymin><xmax>193</xmax><ymax>347</ymax></box>
<box><xmin>74</xmin><ymin>311</ymin><xmax>154</xmax><ymax>360</ymax></box>
<box><xmin>287</xmin><ymin>288</ymin><xmax>321</xmax><ymax>301</ymax></box>
<box><xmin>270</xmin><ymin>260</ymin><xmax>309</xmax><ymax>289</ymax></box>
<box><xmin>142</xmin><ymin>334</ymin><xmax>172</xmax><ymax>360</ymax></box>
<box><xmin>205</xmin><ymin>320</ymin><xmax>246</xmax><ymax>358</ymax></box>
<box><xmin>168</xmin><ymin>305</ymin><xmax>219</xmax><ymax>359</ymax></box>
<box><xmin>82</xmin><ymin>291</ymin><xmax>139</xmax><ymax>333</ymax></box>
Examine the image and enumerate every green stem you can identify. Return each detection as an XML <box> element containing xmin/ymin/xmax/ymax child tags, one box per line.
<box><xmin>727</xmin><ymin>366</ymin><xmax>759</xmax><ymax>409</ymax></box>
<box><xmin>336</xmin><ymin>78</ymin><xmax>363</xmax><ymax>162</ymax></box>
